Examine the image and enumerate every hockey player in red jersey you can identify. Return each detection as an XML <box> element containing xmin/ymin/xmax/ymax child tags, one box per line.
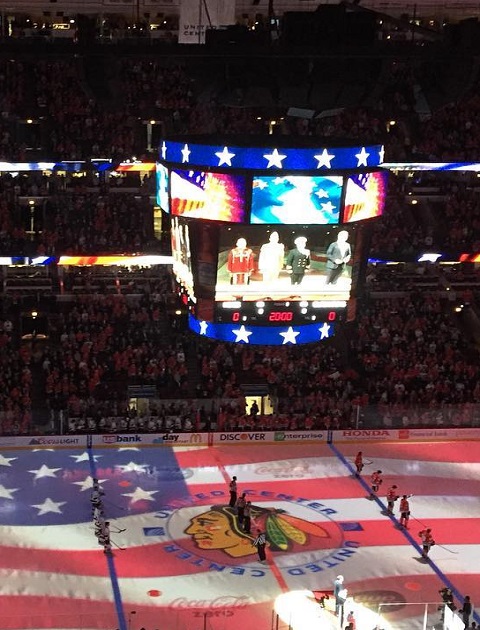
<box><xmin>419</xmin><ymin>528</ymin><xmax>435</xmax><ymax>558</ymax></box>
<box><xmin>354</xmin><ymin>451</ymin><xmax>364</xmax><ymax>476</ymax></box>
<box><xmin>371</xmin><ymin>470</ymin><xmax>383</xmax><ymax>494</ymax></box>
<box><xmin>399</xmin><ymin>495</ymin><xmax>410</xmax><ymax>528</ymax></box>
<box><xmin>386</xmin><ymin>485</ymin><xmax>399</xmax><ymax>515</ymax></box>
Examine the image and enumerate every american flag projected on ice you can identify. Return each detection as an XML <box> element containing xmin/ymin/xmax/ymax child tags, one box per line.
<box><xmin>0</xmin><ymin>438</ymin><xmax>478</xmax><ymax>630</ymax></box>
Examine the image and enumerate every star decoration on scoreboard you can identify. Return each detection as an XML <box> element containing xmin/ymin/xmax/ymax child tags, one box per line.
<box><xmin>378</xmin><ymin>145</ymin><xmax>385</xmax><ymax>164</ymax></box>
<box><xmin>355</xmin><ymin>147</ymin><xmax>370</xmax><ymax>167</ymax></box>
<box><xmin>263</xmin><ymin>148</ymin><xmax>287</xmax><ymax>169</ymax></box>
<box><xmin>215</xmin><ymin>146</ymin><xmax>236</xmax><ymax>167</ymax></box>
<box><xmin>160</xmin><ymin>140</ymin><xmax>383</xmax><ymax>170</ymax></box>
<box><xmin>319</xmin><ymin>322</ymin><xmax>330</xmax><ymax>339</ymax></box>
<box><xmin>279</xmin><ymin>327</ymin><xmax>300</xmax><ymax>344</ymax></box>
<box><xmin>314</xmin><ymin>149</ymin><xmax>335</xmax><ymax>169</ymax></box>
<box><xmin>232</xmin><ymin>325</ymin><xmax>253</xmax><ymax>343</ymax></box>
<box><xmin>181</xmin><ymin>143</ymin><xmax>191</xmax><ymax>163</ymax></box>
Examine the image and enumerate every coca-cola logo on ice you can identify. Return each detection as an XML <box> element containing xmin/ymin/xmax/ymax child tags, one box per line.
<box><xmin>254</xmin><ymin>462</ymin><xmax>311</xmax><ymax>478</ymax></box>
<box><xmin>169</xmin><ymin>595</ymin><xmax>251</xmax><ymax>609</ymax></box>
<box><xmin>354</xmin><ymin>590</ymin><xmax>406</xmax><ymax>613</ymax></box>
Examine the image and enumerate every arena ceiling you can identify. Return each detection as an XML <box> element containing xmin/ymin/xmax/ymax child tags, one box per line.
<box><xmin>0</xmin><ymin>0</ymin><xmax>477</xmax><ymax>21</ymax></box>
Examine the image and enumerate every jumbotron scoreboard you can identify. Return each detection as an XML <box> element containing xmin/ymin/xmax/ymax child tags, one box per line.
<box><xmin>158</xmin><ymin>136</ymin><xmax>388</xmax><ymax>345</ymax></box>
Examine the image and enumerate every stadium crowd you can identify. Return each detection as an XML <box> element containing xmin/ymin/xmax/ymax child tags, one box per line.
<box><xmin>0</xmin><ymin>49</ymin><xmax>478</xmax><ymax>435</ymax></box>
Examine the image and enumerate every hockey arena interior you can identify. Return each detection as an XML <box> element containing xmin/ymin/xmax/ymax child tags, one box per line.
<box><xmin>0</xmin><ymin>0</ymin><xmax>479</xmax><ymax>628</ymax></box>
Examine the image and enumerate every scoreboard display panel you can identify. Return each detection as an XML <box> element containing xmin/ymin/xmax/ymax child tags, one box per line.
<box><xmin>171</xmin><ymin>216</ymin><xmax>194</xmax><ymax>299</ymax></box>
<box><xmin>215</xmin><ymin>224</ymin><xmax>357</xmax><ymax>304</ymax></box>
<box><xmin>155</xmin><ymin>163</ymin><xmax>169</xmax><ymax>212</ymax></box>
<box><xmin>170</xmin><ymin>168</ymin><xmax>247</xmax><ymax>223</ymax></box>
<box><xmin>343</xmin><ymin>171</ymin><xmax>388</xmax><ymax>223</ymax></box>
<box><xmin>160</xmin><ymin>136</ymin><xmax>387</xmax><ymax>344</ymax></box>
<box><xmin>251</xmin><ymin>174</ymin><xmax>343</xmax><ymax>224</ymax></box>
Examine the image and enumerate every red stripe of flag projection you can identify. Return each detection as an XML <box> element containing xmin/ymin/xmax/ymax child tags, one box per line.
<box><xmin>0</xmin><ymin>439</ymin><xmax>478</xmax><ymax>629</ymax></box>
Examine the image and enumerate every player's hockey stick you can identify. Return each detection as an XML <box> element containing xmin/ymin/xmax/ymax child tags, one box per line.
<box><xmin>111</xmin><ymin>539</ymin><xmax>126</xmax><ymax>551</ymax></box>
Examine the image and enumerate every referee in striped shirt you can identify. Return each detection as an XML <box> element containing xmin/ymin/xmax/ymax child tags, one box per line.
<box><xmin>253</xmin><ymin>529</ymin><xmax>267</xmax><ymax>561</ymax></box>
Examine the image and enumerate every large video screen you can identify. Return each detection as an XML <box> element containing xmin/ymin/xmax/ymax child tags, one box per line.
<box><xmin>171</xmin><ymin>216</ymin><xmax>194</xmax><ymax>298</ymax></box>
<box><xmin>215</xmin><ymin>224</ymin><xmax>358</xmax><ymax>302</ymax></box>
<box><xmin>171</xmin><ymin>169</ymin><xmax>247</xmax><ymax>223</ymax></box>
<box><xmin>251</xmin><ymin>175</ymin><xmax>342</xmax><ymax>224</ymax></box>
<box><xmin>156</xmin><ymin>163</ymin><xmax>169</xmax><ymax>212</ymax></box>
<box><xmin>343</xmin><ymin>171</ymin><xmax>388</xmax><ymax>223</ymax></box>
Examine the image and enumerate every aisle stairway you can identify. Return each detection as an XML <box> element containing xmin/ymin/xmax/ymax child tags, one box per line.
<box><xmin>81</xmin><ymin>53</ymin><xmax>116</xmax><ymax>106</ymax></box>
<box><xmin>29</xmin><ymin>341</ymin><xmax>50</xmax><ymax>429</ymax></box>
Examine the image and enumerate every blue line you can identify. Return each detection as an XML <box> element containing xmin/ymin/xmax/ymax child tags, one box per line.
<box><xmin>87</xmin><ymin>443</ymin><xmax>127</xmax><ymax>630</ymax></box>
<box><xmin>328</xmin><ymin>442</ymin><xmax>479</xmax><ymax>624</ymax></box>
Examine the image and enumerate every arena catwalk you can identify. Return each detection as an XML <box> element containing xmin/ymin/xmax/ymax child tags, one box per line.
<box><xmin>0</xmin><ymin>439</ymin><xmax>478</xmax><ymax>630</ymax></box>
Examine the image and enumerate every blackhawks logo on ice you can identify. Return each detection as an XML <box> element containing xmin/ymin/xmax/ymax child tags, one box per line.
<box><xmin>158</xmin><ymin>490</ymin><xmax>360</xmax><ymax>576</ymax></box>
<box><xmin>186</xmin><ymin>504</ymin><xmax>330</xmax><ymax>558</ymax></box>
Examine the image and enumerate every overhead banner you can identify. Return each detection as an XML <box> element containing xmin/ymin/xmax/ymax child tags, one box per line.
<box><xmin>178</xmin><ymin>0</ymin><xmax>235</xmax><ymax>44</ymax></box>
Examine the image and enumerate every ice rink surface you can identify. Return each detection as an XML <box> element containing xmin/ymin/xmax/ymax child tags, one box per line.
<box><xmin>0</xmin><ymin>439</ymin><xmax>478</xmax><ymax>630</ymax></box>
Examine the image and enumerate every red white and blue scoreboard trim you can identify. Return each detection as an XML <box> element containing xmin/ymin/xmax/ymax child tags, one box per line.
<box><xmin>189</xmin><ymin>314</ymin><xmax>334</xmax><ymax>345</ymax></box>
<box><xmin>160</xmin><ymin>140</ymin><xmax>385</xmax><ymax>171</ymax></box>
